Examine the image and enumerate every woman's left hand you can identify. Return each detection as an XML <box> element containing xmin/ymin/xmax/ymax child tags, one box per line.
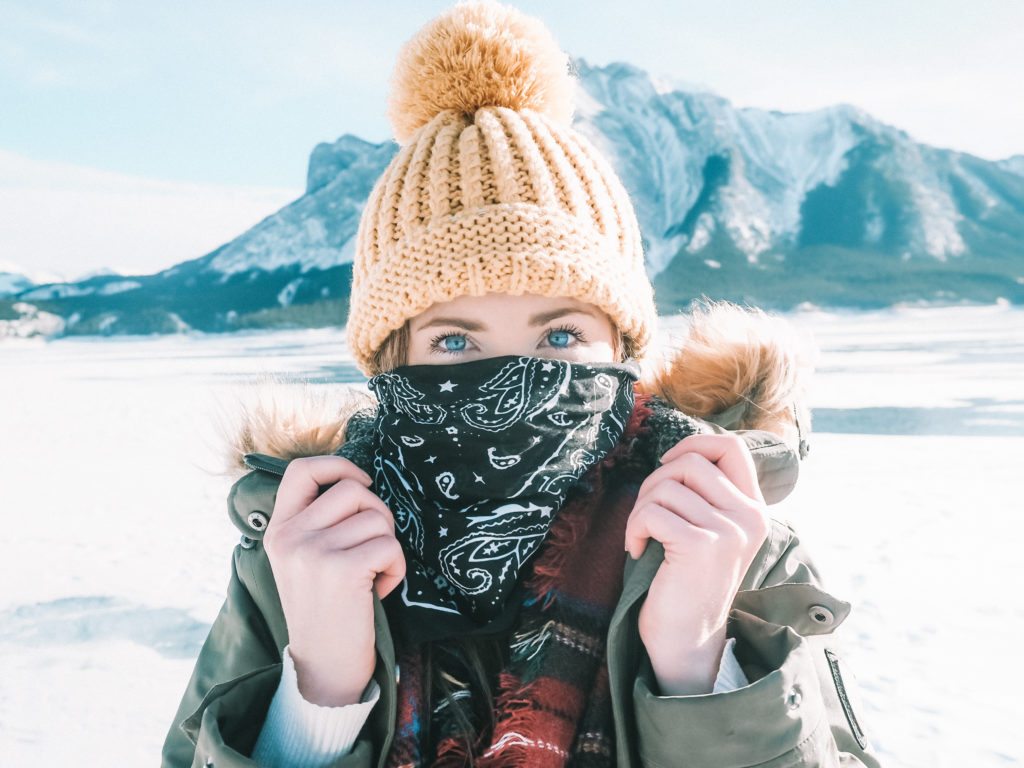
<box><xmin>624</xmin><ymin>432</ymin><xmax>770</xmax><ymax>696</ymax></box>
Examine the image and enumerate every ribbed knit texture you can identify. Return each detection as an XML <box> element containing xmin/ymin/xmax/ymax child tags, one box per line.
<box><xmin>250</xmin><ymin>644</ymin><xmax>380</xmax><ymax>768</ymax></box>
<box><xmin>714</xmin><ymin>637</ymin><xmax>749</xmax><ymax>693</ymax></box>
<box><xmin>340</xmin><ymin>1</ymin><xmax>660</xmax><ymax>376</ymax></box>
<box><xmin>344</xmin><ymin>103</ymin><xmax>659</xmax><ymax>377</ymax></box>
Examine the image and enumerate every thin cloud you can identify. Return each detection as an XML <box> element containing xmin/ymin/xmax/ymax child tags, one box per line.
<box><xmin>6</xmin><ymin>5</ymin><xmax>104</xmax><ymax>47</ymax></box>
<box><xmin>0</xmin><ymin>150</ymin><xmax>302</xmax><ymax>278</ymax></box>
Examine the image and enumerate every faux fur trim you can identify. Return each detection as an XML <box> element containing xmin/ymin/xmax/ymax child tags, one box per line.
<box><xmin>213</xmin><ymin>300</ymin><xmax>816</xmax><ymax>478</ymax></box>
<box><xmin>210</xmin><ymin>372</ymin><xmax>378</xmax><ymax>477</ymax></box>
<box><xmin>637</xmin><ymin>299</ymin><xmax>817</xmax><ymax>450</ymax></box>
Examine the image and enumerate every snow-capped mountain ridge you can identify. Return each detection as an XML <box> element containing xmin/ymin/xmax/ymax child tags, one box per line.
<box><xmin>570</xmin><ymin>57</ymin><xmax>978</xmax><ymax>269</ymax></box>
<box><xmin>201</xmin><ymin>134</ymin><xmax>395</xmax><ymax>278</ymax></box>
<box><xmin>8</xmin><ymin>57</ymin><xmax>1023</xmax><ymax>338</ymax></box>
<box><xmin>998</xmin><ymin>154</ymin><xmax>1024</xmax><ymax>177</ymax></box>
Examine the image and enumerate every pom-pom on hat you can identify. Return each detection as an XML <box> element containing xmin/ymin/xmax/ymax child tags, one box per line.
<box><xmin>345</xmin><ymin>0</ymin><xmax>658</xmax><ymax>376</ymax></box>
<box><xmin>385</xmin><ymin>0</ymin><xmax>576</xmax><ymax>145</ymax></box>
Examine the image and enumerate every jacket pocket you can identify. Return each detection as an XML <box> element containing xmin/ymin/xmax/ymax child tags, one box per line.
<box><xmin>180</xmin><ymin>662</ymin><xmax>282</xmax><ymax>748</ymax></box>
<box><xmin>632</xmin><ymin>611</ymin><xmax>838</xmax><ymax>768</ymax></box>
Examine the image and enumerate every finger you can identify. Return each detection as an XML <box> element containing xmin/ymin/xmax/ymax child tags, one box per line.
<box><xmin>374</xmin><ymin>570</ymin><xmax>405</xmax><ymax>600</ymax></box>
<box><xmin>274</xmin><ymin>456</ymin><xmax>373</xmax><ymax>524</ymax></box>
<box><xmin>659</xmin><ymin>434</ymin><xmax>763</xmax><ymax>504</ymax></box>
<box><xmin>634</xmin><ymin>480</ymin><xmax>764</xmax><ymax>553</ymax></box>
<box><xmin>633</xmin><ymin>478</ymin><xmax>745</xmax><ymax>535</ymax></box>
<box><xmin>299</xmin><ymin>480</ymin><xmax>395</xmax><ymax>532</ymax></box>
<box><xmin>624</xmin><ymin>501</ymin><xmax>713</xmax><ymax>560</ymax></box>
<box><xmin>342</xmin><ymin>536</ymin><xmax>406</xmax><ymax>598</ymax></box>
<box><xmin>309</xmin><ymin>509</ymin><xmax>396</xmax><ymax>551</ymax></box>
<box><xmin>638</xmin><ymin>451</ymin><xmax>758</xmax><ymax>512</ymax></box>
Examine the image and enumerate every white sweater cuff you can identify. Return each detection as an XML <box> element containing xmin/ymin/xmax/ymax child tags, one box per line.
<box><xmin>250</xmin><ymin>644</ymin><xmax>380</xmax><ymax>768</ymax></box>
<box><xmin>712</xmin><ymin>636</ymin><xmax>749</xmax><ymax>693</ymax></box>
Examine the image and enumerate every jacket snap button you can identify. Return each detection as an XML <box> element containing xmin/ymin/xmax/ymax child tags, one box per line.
<box><xmin>786</xmin><ymin>686</ymin><xmax>802</xmax><ymax>709</ymax></box>
<box><xmin>204</xmin><ymin>757</ymin><xmax>214</xmax><ymax>767</ymax></box>
<box><xmin>239</xmin><ymin>534</ymin><xmax>256</xmax><ymax>550</ymax></box>
<box><xmin>808</xmin><ymin>604</ymin><xmax>835</xmax><ymax>627</ymax></box>
<box><xmin>247</xmin><ymin>511</ymin><xmax>269</xmax><ymax>532</ymax></box>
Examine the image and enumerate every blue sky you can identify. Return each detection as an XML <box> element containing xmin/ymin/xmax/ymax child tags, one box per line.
<box><xmin>2</xmin><ymin>0</ymin><xmax>1022</xmax><ymax>277</ymax></box>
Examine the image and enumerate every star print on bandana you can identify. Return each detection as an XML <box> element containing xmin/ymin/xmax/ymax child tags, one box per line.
<box><xmin>366</xmin><ymin>353</ymin><xmax>640</xmax><ymax>643</ymax></box>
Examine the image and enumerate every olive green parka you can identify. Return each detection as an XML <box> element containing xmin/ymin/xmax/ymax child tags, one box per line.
<box><xmin>162</xmin><ymin>312</ymin><xmax>883</xmax><ymax>768</ymax></box>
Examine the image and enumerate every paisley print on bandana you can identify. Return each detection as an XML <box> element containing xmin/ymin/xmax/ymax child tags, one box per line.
<box><xmin>366</xmin><ymin>354</ymin><xmax>640</xmax><ymax>642</ymax></box>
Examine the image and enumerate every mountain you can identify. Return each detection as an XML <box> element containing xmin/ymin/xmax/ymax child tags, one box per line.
<box><xmin>0</xmin><ymin>261</ymin><xmax>69</xmax><ymax>298</ymax></box>
<box><xmin>0</xmin><ymin>263</ymin><xmax>124</xmax><ymax>299</ymax></box>
<box><xmin>569</xmin><ymin>60</ymin><xmax>1024</xmax><ymax>310</ymax></box>
<box><xmin>0</xmin><ymin>262</ymin><xmax>64</xmax><ymax>336</ymax></box>
<box><xmin>0</xmin><ymin>271</ymin><xmax>35</xmax><ymax>298</ymax></box>
<box><xmin>7</xmin><ymin>58</ymin><xmax>1024</xmax><ymax>338</ymax></box>
<box><xmin>998</xmin><ymin>155</ymin><xmax>1024</xmax><ymax>177</ymax></box>
<box><xmin>4</xmin><ymin>135</ymin><xmax>397</xmax><ymax>335</ymax></box>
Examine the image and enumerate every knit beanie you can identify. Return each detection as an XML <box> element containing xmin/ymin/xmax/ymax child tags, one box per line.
<box><xmin>345</xmin><ymin>0</ymin><xmax>659</xmax><ymax>376</ymax></box>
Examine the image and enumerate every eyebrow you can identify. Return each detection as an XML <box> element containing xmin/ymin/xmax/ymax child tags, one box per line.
<box><xmin>528</xmin><ymin>305</ymin><xmax>593</xmax><ymax>325</ymax></box>
<box><xmin>414</xmin><ymin>305</ymin><xmax>598</xmax><ymax>332</ymax></box>
<box><xmin>413</xmin><ymin>317</ymin><xmax>485</xmax><ymax>331</ymax></box>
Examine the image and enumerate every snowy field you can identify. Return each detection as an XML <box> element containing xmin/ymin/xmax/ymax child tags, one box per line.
<box><xmin>1</xmin><ymin>303</ymin><xmax>1022</xmax><ymax>767</ymax></box>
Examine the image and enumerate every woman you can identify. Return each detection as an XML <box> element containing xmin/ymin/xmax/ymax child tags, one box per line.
<box><xmin>162</xmin><ymin>2</ymin><xmax>880</xmax><ymax>766</ymax></box>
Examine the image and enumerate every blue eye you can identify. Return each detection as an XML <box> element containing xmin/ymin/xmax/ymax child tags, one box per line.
<box><xmin>547</xmin><ymin>330</ymin><xmax>571</xmax><ymax>347</ymax></box>
<box><xmin>442</xmin><ymin>335</ymin><xmax>467</xmax><ymax>352</ymax></box>
<box><xmin>428</xmin><ymin>331</ymin><xmax>471</xmax><ymax>354</ymax></box>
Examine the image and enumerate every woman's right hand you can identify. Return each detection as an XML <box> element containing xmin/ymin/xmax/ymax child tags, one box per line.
<box><xmin>262</xmin><ymin>455</ymin><xmax>406</xmax><ymax>707</ymax></box>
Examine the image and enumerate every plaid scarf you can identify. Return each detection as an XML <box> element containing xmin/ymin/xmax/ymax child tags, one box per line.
<box><xmin>382</xmin><ymin>392</ymin><xmax>658</xmax><ymax>768</ymax></box>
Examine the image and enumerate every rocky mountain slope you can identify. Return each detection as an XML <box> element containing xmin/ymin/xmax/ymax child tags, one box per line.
<box><xmin>8</xmin><ymin>57</ymin><xmax>1023</xmax><ymax>338</ymax></box>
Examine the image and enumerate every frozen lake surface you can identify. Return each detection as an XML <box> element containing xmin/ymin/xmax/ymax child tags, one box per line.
<box><xmin>1</xmin><ymin>303</ymin><xmax>1022</xmax><ymax>766</ymax></box>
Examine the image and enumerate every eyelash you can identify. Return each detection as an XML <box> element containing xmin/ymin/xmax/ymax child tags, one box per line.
<box><xmin>428</xmin><ymin>331</ymin><xmax>465</xmax><ymax>356</ymax></box>
<box><xmin>428</xmin><ymin>323</ymin><xmax>589</xmax><ymax>356</ymax></box>
<box><xmin>548</xmin><ymin>325</ymin><xmax>589</xmax><ymax>346</ymax></box>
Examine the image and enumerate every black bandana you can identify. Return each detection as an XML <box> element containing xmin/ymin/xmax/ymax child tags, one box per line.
<box><xmin>366</xmin><ymin>354</ymin><xmax>640</xmax><ymax>643</ymax></box>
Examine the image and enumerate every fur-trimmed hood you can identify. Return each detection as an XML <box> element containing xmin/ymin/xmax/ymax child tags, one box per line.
<box><xmin>212</xmin><ymin>300</ymin><xmax>816</xmax><ymax>496</ymax></box>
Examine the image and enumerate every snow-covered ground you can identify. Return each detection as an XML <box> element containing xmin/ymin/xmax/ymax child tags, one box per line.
<box><xmin>1</xmin><ymin>304</ymin><xmax>1021</xmax><ymax>766</ymax></box>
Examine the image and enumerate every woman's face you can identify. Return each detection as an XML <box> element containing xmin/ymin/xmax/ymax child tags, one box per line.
<box><xmin>407</xmin><ymin>292</ymin><xmax>618</xmax><ymax>366</ymax></box>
